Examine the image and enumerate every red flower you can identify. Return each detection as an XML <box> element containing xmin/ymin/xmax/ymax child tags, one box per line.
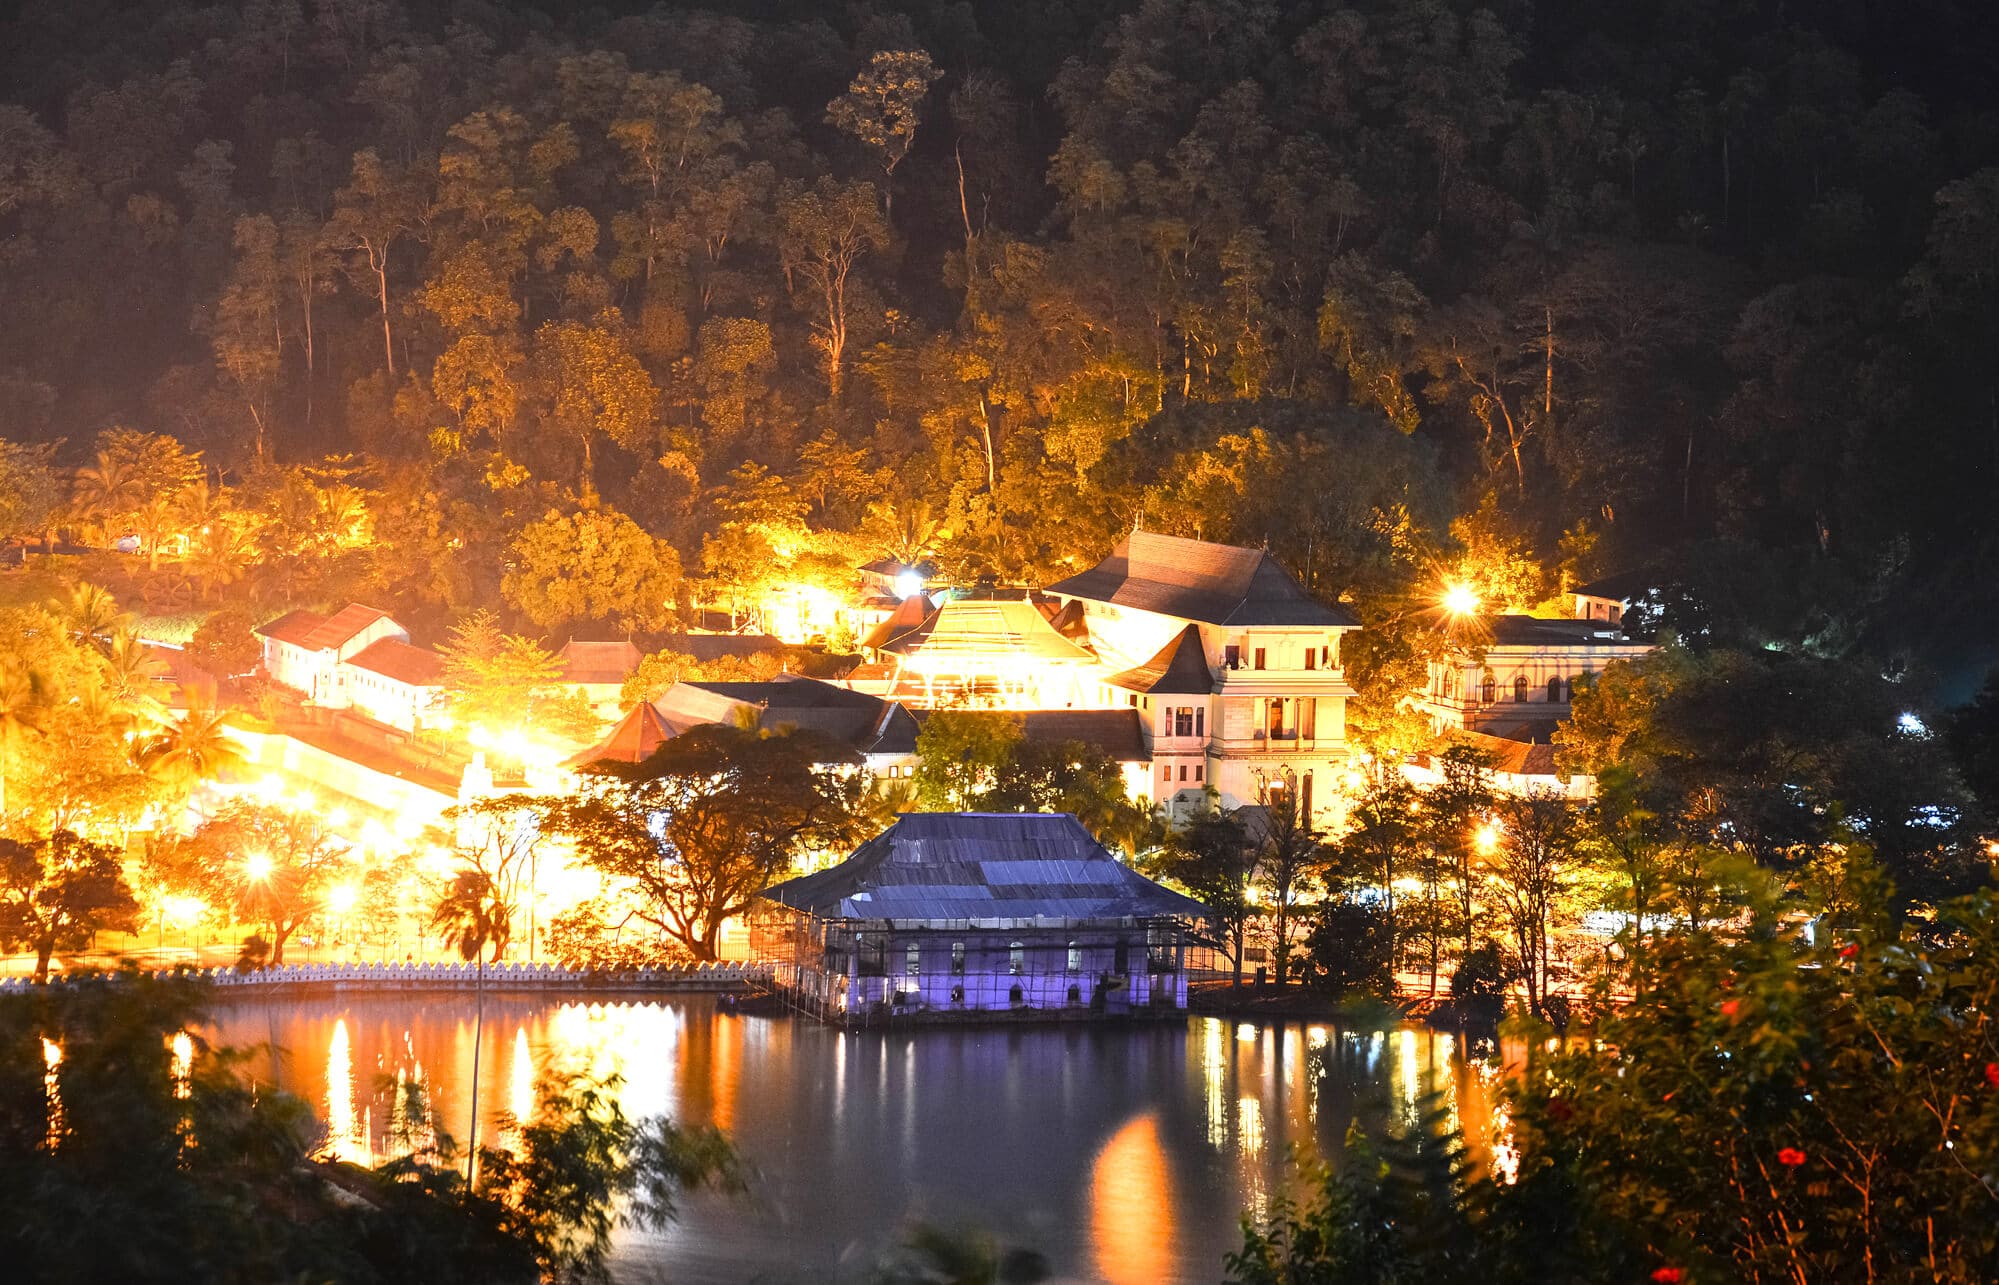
<box><xmin>1985</xmin><ymin>1062</ymin><xmax>1999</xmax><ymax>1089</ymax></box>
<box><xmin>1651</xmin><ymin>1269</ymin><xmax>1685</xmax><ymax>1284</ymax></box>
<box><xmin>1838</xmin><ymin>944</ymin><xmax>1859</xmax><ymax>960</ymax></box>
<box><xmin>1720</xmin><ymin>999</ymin><xmax>1740</xmax><ymax>1019</ymax></box>
<box><xmin>1777</xmin><ymin>1147</ymin><xmax>1807</xmax><ymax>1168</ymax></box>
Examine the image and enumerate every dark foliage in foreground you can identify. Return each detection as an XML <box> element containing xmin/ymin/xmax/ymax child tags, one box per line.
<box><xmin>0</xmin><ymin>971</ymin><xmax>740</xmax><ymax>1284</ymax></box>
<box><xmin>1227</xmin><ymin>879</ymin><xmax>1999</xmax><ymax>1283</ymax></box>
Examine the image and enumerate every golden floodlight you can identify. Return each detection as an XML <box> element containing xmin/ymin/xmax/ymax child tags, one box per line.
<box><xmin>244</xmin><ymin>851</ymin><xmax>274</xmax><ymax>881</ymax></box>
<box><xmin>1474</xmin><ymin>822</ymin><xmax>1501</xmax><ymax>855</ymax></box>
<box><xmin>327</xmin><ymin>884</ymin><xmax>358</xmax><ymax>915</ymax></box>
<box><xmin>1443</xmin><ymin>582</ymin><xmax>1481</xmax><ymax>617</ymax></box>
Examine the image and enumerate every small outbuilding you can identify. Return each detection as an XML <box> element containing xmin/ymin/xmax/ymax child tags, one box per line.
<box><xmin>753</xmin><ymin>812</ymin><xmax>1208</xmax><ymax>1024</ymax></box>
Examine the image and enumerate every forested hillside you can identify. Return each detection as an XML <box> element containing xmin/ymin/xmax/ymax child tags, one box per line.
<box><xmin>2</xmin><ymin>0</ymin><xmax>1996</xmax><ymax>682</ymax></box>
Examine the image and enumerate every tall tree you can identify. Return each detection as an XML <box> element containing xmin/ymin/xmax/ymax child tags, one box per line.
<box><xmin>825</xmin><ymin>49</ymin><xmax>940</xmax><ymax>221</ymax></box>
<box><xmin>535</xmin><ymin>724</ymin><xmax>873</xmax><ymax>960</ymax></box>
<box><xmin>0</xmin><ymin>829</ymin><xmax>138</xmax><ymax>981</ymax></box>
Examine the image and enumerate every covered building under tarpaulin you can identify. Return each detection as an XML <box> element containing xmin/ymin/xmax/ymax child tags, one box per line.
<box><xmin>753</xmin><ymin>812</ymin><xmax>1208</xmax><ymax>1024</ymax></box>
<box><xmin>874</xmin><ymin>596</ymin><xmax>1100</xmax><ymax>708</ymax></box>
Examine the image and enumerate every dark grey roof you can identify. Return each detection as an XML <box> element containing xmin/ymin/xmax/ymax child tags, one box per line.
<box><xmin>653</xmin><ymin>631</ymin><xmax>786</xmax><ymax>661</ymax></box>
<box><xmin>1487</xmin><ymin>615</ymin><xmax>1650</xmax><ymax>647</ymax></box>
<box><xmin>1573</xmin><ymin>570</ymin><xmax>1657</xmax><ymax>602</ymax></box>
<box><xmin>910</xmin><ymin>708</ymin><xmax>1150</xmax><ymax>762</ymax></box>
<box><xmin>1106</xmin><ymin>624</ymin><xmax>1214</xmax><ymax>694</ymax></box>
<box><xmin>679</xmin><ymin>675</ymin><xmax>913</xmax><ymax>759</ymax></box>
<box><xmin>761</xmin><ymin>813</ymin><xmax>1208</xmax><ymax>923</ymax></box>
<box><xmin>1047</xmin><ymin>531</ymin><xmax>1357</xmax><ymax>627</ymax></box>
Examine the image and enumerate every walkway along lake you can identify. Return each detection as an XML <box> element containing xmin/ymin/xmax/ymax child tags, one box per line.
<box><xmin>205</xmin><ymin>992</ymin><xmax>1511</xmax><ymax>1284</ymax></box>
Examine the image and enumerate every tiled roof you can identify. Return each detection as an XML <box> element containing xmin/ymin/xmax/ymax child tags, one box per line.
<box><xmin>301</xmin><ymin>604</ymin><xmax>392</xmax><ymax>650</ymax></box>
<box><xmin>1106</xmin><ymin>624</ymin><xmax>1214</xmax><ymax>694</ymax></box>
<box><xmin>255</xmin><ymin>608</ymin><xmax>328</xmax><ymax>648</ymax></box>
<box><xmin>859</xmin><ymin>594</ymin><xmax>931</xmax><ymax>651</ymax></box>
<box><xmin>345</xmin><ymin>638</ymin><xmax>444</xmax><ymax>687</ymax></box>
<box><xmin>559</xmin><ymin>639</ymin><xmax>643</xmax><ymax>685</ymax></box>
<box><xmin>760</xmin><ymin>812</ymin><xmax>1209</xmax><ymax>923</ymax></box>
<box><xmin>1046</xmin><ymin>531</ymin><xmax>1357</xmax><ymax>627</ymax></box>
<box><xmin>652</xmin><ymin>631</ymin><xmax>785</xmax><ymax>662</ymax></box>
<box><xmin>1485</xmin><ymin>615</ymin><xmax>1649</xmax><ymax>647</ymax></box>
<box><xmin>564</xmin><ymin>702</ymin><xmax>674</xmax><ymax>768</ymax></box>
<box><xmin>1021</xmin><ymin>709</ymin><xmax>1149</xmax><ymax>761</ymax></box>
<box><xmin>880</xmin><ymin>597</ymin><xmax>1096</xmax><ymax>663</ymax></box>
<box><xmin>1446</xmin><ymin>728</ymin><xmax>1561</xmax><ymax>778</ymax></box>
<box><xmin>653</xmin><ymin>675</ymin><xmax>917</xmax><ymax>761</ymax></box>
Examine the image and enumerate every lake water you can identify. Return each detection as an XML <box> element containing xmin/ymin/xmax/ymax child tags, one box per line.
<box><xmin>204</xmin><ymin>993</ymin><xmax>1510</xmax><ymax>1284</ymax></box>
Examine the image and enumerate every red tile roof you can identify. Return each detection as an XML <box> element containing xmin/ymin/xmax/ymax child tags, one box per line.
<box><xmin>255</xmin><ymin>608</ymin><xmax>329</xmax><ymax>648</ymax></box>
<box><xmin>255</xmin><ymin>603</ymin><xmax>393</xmax><ymax>651</ymax></box>
<box><xmin>565</xmin><ymin>702</ymin><xmax>673</xmax><ymax>768</ymax></box>
<box><xmin>345</xmin><ymin>638</ymin><xmax>444</xmax><ymax>687</ymax></box>
<box><xmin>559</xmin><ymin>639</ymin><xmax>643</xmax><ymax>686</ymax></box>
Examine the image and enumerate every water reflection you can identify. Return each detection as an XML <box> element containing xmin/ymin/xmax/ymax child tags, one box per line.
<box><xmin>203</xmin><ymin>996</ymin><xmax>1513</xmax><ymax>1284</ymax></box>
<box><xmin>1091</xmin><ymin>1113</ymin><xmax>1174</xmax><ymax>1285</ymax></box>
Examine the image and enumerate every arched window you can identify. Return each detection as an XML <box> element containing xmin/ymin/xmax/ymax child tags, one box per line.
<box><xmin>1547</xmin><ymin>675</ymin><xmax>1565</xmax><ymax>703</ymax></box>
<box><xmin>1066</xmin><ymin>941</ymin><xmax>1081</xmax><ymax>972</ymax></box>
<box><xmin>1481</xmin><ymin>675</ymin><xmax>1496</xmax><ymax>704</ymax></box>
<box><xmin>1008</xmin><ymin>984</ymin><xmax>1025</xmax><ymax>1005</ymax></box>
<box><xmin>905</xmin><ymin>943</ymin><xmax>921</xmax><ymax>975</ymax></box>
<box><xmin>1513</xmin><ymin>675</ymin><xmax>1528</xmax><ymax>702</ymax></box>
<box><xmin>950</xmin><ymin>941</ymin><xmax>965</xmax><ymax>974</ymax></box>
<box><xmin>1008</xmin><ymin>941</ymin><xmax>1024</xmax><ymax>975</ymax></box>
<box><xmin>1067</xmin><ymin>984</ymin><xmax>1082</xmax><ymax>1005</ymax></box>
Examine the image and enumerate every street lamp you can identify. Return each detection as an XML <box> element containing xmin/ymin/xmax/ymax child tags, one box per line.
<box><xmin>1443</xmin><ymin>583</ymin><xmax>1481</xmax><ymax>617</ymax></box>
<box><xmin>1474</xmin><ymin>822</ymin><xmax>1501</xmax><ymax>855</ymax></box>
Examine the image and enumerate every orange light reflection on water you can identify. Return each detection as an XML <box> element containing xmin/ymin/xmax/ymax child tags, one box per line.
<box><xmin>1090</xmin><ymin>1112</ymin><xmax>1174</xmax><ymax>1285</ymax></box>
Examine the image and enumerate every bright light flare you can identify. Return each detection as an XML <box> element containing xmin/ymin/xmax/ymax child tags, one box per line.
<box><xmin>1442</xmin><ymin>583</ymin><xmax>1481</xmax><ymax>617</ymax></box>
<box><xmin>1474</xmin><ymin>823</ymin><xmax>1502</xmax><ymax>855</ymax></box>
<box><xmin>327</xmin><ymin>884</ymin><xmax>358</xmax><ymax>915</ymax></box>
<box><xmin>244</xmin><ymin>852</ymin><xmax>273</xmax><ymax>881</ymax></box>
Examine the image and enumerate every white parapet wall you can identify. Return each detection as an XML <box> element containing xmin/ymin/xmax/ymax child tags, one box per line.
<box><xmin>0</xmin><ymin>961</ymin><xmax>770</xmax><ymax>994</ymax></box>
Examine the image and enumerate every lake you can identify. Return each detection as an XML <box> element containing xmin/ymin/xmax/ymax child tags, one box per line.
<box><xmin>204</xmin><ymin>993</ymin><xmax>1509</xmax><ymax>1284</ymax></box>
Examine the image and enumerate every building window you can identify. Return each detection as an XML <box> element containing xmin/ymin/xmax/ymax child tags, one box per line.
<box><xmin>1067</xmin><ymin>941</ymin><xmax>1081</xmax><ymax>972</ymax></box>
<box><xmin>1321</xmin><ymin>645</ymin><xmax>1331</xmax><ymax>668</ymax></box>
<box><xmin>1009</xmin><ymin>941</ymin><xmax>1024</xmax><ymax>975</ymax></box>
<box><xmin>1299</xmin><ymin>698</ymin><xmax>1316</xmax><ymax>739</ymax></box>
<box><xmin>1482</xmin><ymin>675</ymin><xmax>1497</xmax><ymax>704</ymax></box>
<box><xmin>1224</xmin><ymin>645</ymin><xmax>1240</xmax><ymax>669</ymax></box>
<box><xmin>1301</xmin><ymin>770</ymin><xmax>1314</xmax><ymax>820</ymax></box>
<box><xmin>1178</xmin><ymin>764</ymin><xmax>1188</xmax><ymax>782</ymax></box>
<box><xmin>1514</xmin><ymin>676</ymin><xmax>1528</xmax><ymax>702</ymax></box>
<box><xmin>1009</xmin><ymin>984</ymin><xmax>1025</xmax><ymax>1005</ymax></box>
<box><xmin>1161</xmin><ymin>764</ymin><xmax>1172</xmax><ymax>781</ymax></box>
<box><xmin>950</xmin><ymin>984</ymin><xmax>965</xmax><ymax>1004</ymax></box>
<box><xmin>1194</xmin><ymin>765</ymin><xmax>1203</xmax><ymax>783</ymax></box>
<box><xmin>1195</xmin><ymin>707</ymin><xmax>1204</xmax><ymax>737</ymax></box>
<box><xmin>951</xmin><ymin>941</ymin><xmax>965</xmax><ymax>974</ymax></box>
<box><xmin>1548</xmin><ymin>676</ymin><xmax>1565</xmax><ymax>703</ymax></box>
<box><xmin>906</xmin><ymin>943</ymin><xmax>921</xmax><ymax>975</ymax></box>
<box><xmin>1172</xmin><ymin>706</ymin><xmax>1196</xmax><ymax>736</ymax></box>
<box><xmin>1067</xmin><ymin>984</ymin><xmax>1083</xmax><ymax>1005</ymax></box>
<box><xmin>1254</xmin><ymin>647</ymin><xmax>1267</xmax><ymax>670</ymax></box>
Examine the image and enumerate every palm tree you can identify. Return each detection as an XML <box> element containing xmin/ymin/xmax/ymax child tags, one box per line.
<box><xmin>187</xmin><ymin>523</ymin><xmax>251</xmax><ymax>602</ymax></box>
<box><xmin>58</xmin><ymin>582</ymin><xmax>131</xmax><ymax>652</ymax></box>
<box><xmin>138</xmin><ymin>705</ymin><xmax>248</xmax><ymax>792</ymax></box>
<box><xmin>99</xmin><ymin>629</ymin><xmax>171</xmax><ymax>731</ymax></box>
<box><xmin>130</xmin><ymin>494</ymin><xmax>182</xmax><ymax>571</ymax></box>
<box><xmin>430</xmin><ymin>868</ymin><xmax>510</xmax><ymax>1190</ymax></box>
<box><xmin>0</xmin><ymin>662</ymin><xmax>43</xmax><ymax>835</ymax></box>
<box><xmin>71</xmin><ymin>451</ymin><xmax>141</xmax><ymax>543</ymax></box>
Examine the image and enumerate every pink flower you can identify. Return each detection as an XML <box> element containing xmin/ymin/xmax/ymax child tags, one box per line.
<box><xmin>1777</xmin><ymin>1147</ymin><xmax>1807</xmax><ymax>1168</ymax></box>
<box><xmin>1838</xmin><ymin>944</ymin><xmax>1859</xmax><ymax>961</ymax></box>
<box><xmin>1651</xmin><ymin>1269</ymin><xmax>1685</xmax><ymax>1284</ymax></box>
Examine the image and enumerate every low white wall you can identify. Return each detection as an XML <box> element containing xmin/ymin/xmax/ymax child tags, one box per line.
<box><xmin>0</xmin><ymin>961</ymin><xmax>769</xmax><ymax>994</ymax></box>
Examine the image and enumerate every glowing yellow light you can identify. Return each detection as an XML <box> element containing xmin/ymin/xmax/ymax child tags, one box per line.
<box><xmin>324</xmin><ymin>806</ymin><xmax>351</xmax><ymax>829</ymax></box>
<box><xmin>1474</xmin><ymin>823</ymin><xmax>1501</xmax><ymax>855</ymax></box>
<box><xmin>42</xmin><ymin>1037</ymin><xmax>61</xmax><ymax>1070</ymax></box>
<box><xmin>244</xmin><ymin>852</ymin><xmax>273</xmax><ymax>881</ymax></box>
<box><xmin>1443</xmin><ymin>583</ymin><xmax>1481</xmax><ymax>616</ymax></box>
<box><xmin>328</xmin><ymin>884</ymin><xmax>358</xmax><ymax>915</ymax></box>
<box><xmin>163</xmin><ymin>895</ymin><xmax>206</xmax><ymax>927</ymax></box>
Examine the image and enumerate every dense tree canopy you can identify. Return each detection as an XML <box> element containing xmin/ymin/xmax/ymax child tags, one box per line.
<box><xmin>0</xmin><ymin>0</ymin><xmax>1993</xmax><ymax>686</ymax></box>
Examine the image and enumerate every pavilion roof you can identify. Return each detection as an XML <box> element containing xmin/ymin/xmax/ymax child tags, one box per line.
<box><xmin>760</xmin><ymin>812</ymin><xmax>1208</xmax><ymax>924</ymax></box>
<box><xmin>1105</xmin><ymin>624</ymin><xmax>1214</xmax><ymax>695</ymax></box>
<box><xmin>1047</xmin><ymin>531</ymin><xmax>1356</xmax><ymax>627</ymax></box>
<box><xmin>879</xmin><ymin>597</ymin><xmax>1096</xmax><ymax>664</ymax></box>
<box><xmin>562</xmin><ymin>701</ymin><xmax>673</xmax><ymax>768</ymax></box>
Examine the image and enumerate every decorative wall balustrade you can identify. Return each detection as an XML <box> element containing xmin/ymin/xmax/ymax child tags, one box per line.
<box><xmin>0</xmin><ymin>960</ymin><xmax>769</xmax><ymax>994</ymax></box>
